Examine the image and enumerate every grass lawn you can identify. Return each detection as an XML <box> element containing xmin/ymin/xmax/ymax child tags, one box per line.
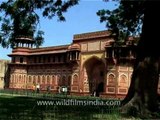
<box><xmin>0</xmin><ymin>94</ymin><xmax>140</xmax><ymax>120</ymax></box>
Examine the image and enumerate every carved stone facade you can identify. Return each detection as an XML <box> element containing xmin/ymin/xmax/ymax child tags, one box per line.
<box><xmin>0</xmin><ymin>60</ymin><xmax>10</xmax><ymax>89</ymax></box>
<box><xmin>8</xmin><ymin>30</ymin><xmax>159</xmax><ymax>98</ymax></box>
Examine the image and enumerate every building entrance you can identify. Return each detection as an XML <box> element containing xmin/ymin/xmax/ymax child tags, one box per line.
<box><xmin>84</xmin><ymin>57</ymin><xmax>105</xmax><ymax>97</ymax></box>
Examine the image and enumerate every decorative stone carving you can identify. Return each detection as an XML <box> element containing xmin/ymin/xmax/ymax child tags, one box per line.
<box><xmin>88</xmin><ymin>41</ymin><xmax>100</xmax><ymax>51</ymax></box>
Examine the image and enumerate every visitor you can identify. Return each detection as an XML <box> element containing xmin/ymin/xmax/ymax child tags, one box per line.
<box><xmin>36</xmin><ymin>84</ymin><xmax>40</xmax><ymax>93</ymax></box>
<box><xmin>91</xmin><ymin>90</ymin><xmax>96</xmax><ymax>97</ymax></box>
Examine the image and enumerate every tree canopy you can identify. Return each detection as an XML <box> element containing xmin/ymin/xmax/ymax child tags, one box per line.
<box><xmin>97</xmin><ymin>1</ymin><xmax>144</xmax><ymax>42</ymax></box>
<box><xmin>0</xmin><ymin>0</ymin><xmax>79</xmax><ymax>48</ymax></box>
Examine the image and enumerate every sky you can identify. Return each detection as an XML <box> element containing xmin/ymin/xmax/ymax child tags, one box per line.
<box><xmin>0</xmin><ymin>0</ymin><xmax>118</xmax><ymax>60</ymax></box>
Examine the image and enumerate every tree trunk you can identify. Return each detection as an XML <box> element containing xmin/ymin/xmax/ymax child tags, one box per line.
<box><xmin>121</xmin><ymin>1</ymin><xmax>160</xmax><ymax>118</ymax></box>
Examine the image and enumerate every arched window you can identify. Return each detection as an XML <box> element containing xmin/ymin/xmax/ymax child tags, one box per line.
<box><xmin>12</xmin><ymin>75</ymin><xmax>14</xmax><ymax>83</ymax></box>
<box><xmin>52</xmin><ymin>75</ymin><xmax>55</xmax><ymax>84</ymax></box>
<box><xmin>47</xmin><ymin>76</ymin><xmax>50</xmax><ymax>84</ymax></box>
<box><xmin>16</xmin><ymin>74</ymin><xmax>18</xmax><ymax>83</ymax></box>
<box><xmin>29</xmin><ymin>76</ymin><xmax>32</xmax><ymax>83</ymax></box>
<box><xmin>19</xmin><ymin>75</ymin><xmax>21</xmax><ymax>83</ymax></box>
<box><xmin>107</xmin><ymin>73</ymin><xmax>115</xmax><ymax>85</ymax></box>
<box><xmin>10</xmin><ymin>75</ymin><xmax>13</xmax><ymax>83</ymax></box>
<box><xmin>72</xmin><ymin>74</ymin><xmax>78</xmax><ymax>85</ymax></box>
<box><xmin>14</xmin><ymin>75</ymin><xmax>16</xmax><ymax>83</ymax></box>
<box><xmin>42</xmin><ymin>76</ymin><xmax>45</xmax><ymax>84</ymax></box>
<box><xmin>119</xmin><ymin>74</ymin><xmax>127</xmax><ymax>86</ymax></box>
<box><xmin>120</xmin><ymin>75</ymin><xmax>127</xmax><ymax>83</ymax></box>
<box><xmin>33</xmin><ymin>76</ymin><xmax>36</xmax><ymax>84</ymax></box>
<box><xmin>24</xmin><ymin>75</ymin><xmax>26</xmax><ymax>84</ymax></box>
<box><xmin>38</xmin><ymin>76</ymin><xmax>41</xmax><ymax>83</ymax></box>
<box><xmin>21</xmin><ymin>75</ymin><xmax>24</xmax><ymax>83</ymax></box>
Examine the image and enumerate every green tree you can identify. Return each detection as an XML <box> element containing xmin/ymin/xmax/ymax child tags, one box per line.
<box><xmin>97</xmin><ymin>1</ymin><xmax>160</xmax><ymax>118</ymax></box>
<box><xmin>0</xmin><ymin>0</ymin><xmax>79</xmax><ymax>48</ymax></box>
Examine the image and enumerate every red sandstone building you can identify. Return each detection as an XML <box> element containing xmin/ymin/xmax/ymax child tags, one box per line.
<box><xmin>8</xmin><ymin>30</ymin><xmax>141</xmax><ymax>98</ymax></box>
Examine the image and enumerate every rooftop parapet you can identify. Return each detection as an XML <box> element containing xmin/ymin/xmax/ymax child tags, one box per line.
<box><xmin>73</xmin><ymin>30</ymin><xmax>111</xmax><ymax>41</ymax></box>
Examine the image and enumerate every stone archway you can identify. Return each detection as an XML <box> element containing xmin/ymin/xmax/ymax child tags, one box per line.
<box><xmin>83</xmin><ymin>56</ymin><xmax>105</xmax><ymax>97</ymax></box>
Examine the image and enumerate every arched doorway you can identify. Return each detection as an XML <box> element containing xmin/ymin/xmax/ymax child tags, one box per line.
<box><xmin>83</xmin><ymin>56</ymin><xmax>105</xmax><ymax>97</ymax></box>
